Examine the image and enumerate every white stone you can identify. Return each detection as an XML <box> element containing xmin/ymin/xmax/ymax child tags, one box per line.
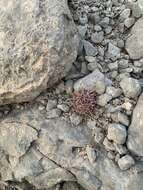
<box><xmin>120</xmin><ymin>77</ymin><xmax>141</xmax><ymax>98</ymax></box>
<box><xmin>118</xmin><ymin>155</ymin><xmax>135</xmax><ymax>170</ymax></box>
<box><xmin>107</xmin><ymin>123</ymin><xmax>127</xmax><ymax>144</ymax></box>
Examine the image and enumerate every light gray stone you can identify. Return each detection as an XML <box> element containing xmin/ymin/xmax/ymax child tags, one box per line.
<box><xmin>118</xmin><ymin>155</ymin><xmax>135</xmax><ymax>171</ymax></box>
<box><xmin>65</xmin><ymin>80</ymin><xmax>74</xmax><ymax>94</ymax></box>
<box><xmin>0</xmin><ymin>119</ymin><xmax>38</xmax><ymax>158</ymax></box>
<box><xmin>117</xmin><ymin>73</ymin><xmax>130</xmax><ymax>81</ymax></box>
<box><xmin>120</xmin><ymin>77</ymin><xmax>141</xmax><ymax>98</ymax></box>
<box><xmin>117</xmin><ymin>39</ymin><xmax>125</xmax><ymax>48</ymax></box>
<box><xmin>57</xmin><ymin>104</ymin><xmax>70</xmax><ymax>112</ymax></box>
<box><xmin>91</xmin><ymin>32</ymin><xmax>104</xmax><ymax>44</ymax></box>
<box><xmin>0</xmin><ymin>149</ymin><xmax>13</xmax><ymax>181</ymax></box>
<box><xmin>0</xmin><ymin>108</ymin><xmax>91</xmax><ymax>187</ymax></box>
<box><xmin>97</xmin><ymin>93</ymin><xmax>112</xmax><ymax>106</ymax></box>
<box><xmin>111</xmin><ymin>112</ymin><xmax>130</xmax><ymax>126</ymax></box>
<box><xmin>94</xmin><ymin>130</ymin><xmax>105</xmax><ymax>144</ymax></box>
<box><xmin>94</xmin><ymin>25</ymin><xmax>102</xmax><ymax>32</ymax></box>
<box><xmin>138</xmin><ymin>0</ymin><xmax>143</xmax><ymax>11</ymax></box>
<box><xmin>90</xmin><ymin>12</ymin><xmax>100</xmax><ymax>24</ymax></box>
<box><xmin>14</xmin><ymin>149</ymin><xmax>75</xmax><ymax>189</ymax></box>
<box><xmin>71</xmin><ymin>169</ymin><xmax>101</xmax><ymax>190</ymax></box>
<box><xmin>74</xmin><ymin>69</ymin><xmax>106</xmax><ymax>91</ymax></box>
<box><xmin>1</xmin><ymin>108</ymin><xmax>143</xmax><ymax>190</ymax></box>
<box><xmin>95</xmin><ymin>153</ymin><xmax>143</xmax><ymax>190</ymax></box>
<box><xmin>86</xmin><ymin>146</ymin><xmax>97</xmax><ymax>164</ymax></box>
<box><xmin>87</xmin><ymin>119</ymin><xmax>96</xmax><ymax>130</ymax></box>
<box><xmin>85</xmin><ymin>56</ymin><xmax>96</xmax><ymax>63</ymax></box>
<box><xmin>107</xmin><ymin>151</ymin><xmax>116</xmax><ymax>160</ymax></box>
<box><xmin>108</xmin><ymin>61</ymin><xmax>118</xmax><ymax>71</ymax></box>
<box><xmin>107</xmin><ymin>123</ymin><xmax>127</xmax><ymax>145</ymax></box>
<box><xmin>87</xmin><ymin>62</ymin><xmax>98</xmax><ymax>71</ymax></box>
<box><xmin>36</xmin><ymin>117</ymin><xmax>91</xmax><ymax>165</ymax></box>
<box><xmin>0</xmin><ymin>0</ymin><xmax>79</xmax><ymax>105</ymax></box>
<box><xmin>114</xmin><ymin>144</ymin><xmax>127</xmax><ymax>155</ymax></box>
<box><xmin>70</xmin><ymin>113</ymin><xmax>83</xmax><ymax>126</ymax></box>
<box><xmin>103</xmin><ymin>138</ymin><xmax>116</xmax><ymax>151</ymax></box>
<box><xmin>78</xmin><ymin>25</ymin><xmax>87</xmax><ymax>38</ymax></box>
<box><xmin>126</xmin><ymin>18</ymin><xmax>143</xmax><ymax>59</ymax></box>
<box><xmin>83</xmin><ymin>40</ymin><xmax>98</xmax><ymax>56</ymax></box>
<box><xmin>106</xmin><ymin>86</ymin><xmax>122</xmax><ymax>98</ymax></box>
<box><xmin>94</xmin><ymin>80</ymin><xmax>106</xmax><ymax>95</ymax></box>
<box><xmin>46</xmin><ymin>108</ymin><xmax>62</xmax><ymax>119</ymax></box>
<box><xmin>107</xmin><ymin>43</ymin><xmax>120</xmax><ymax>60</ymax></box>
<box><xmin>118</xmin><ymin>59</ymin><xmax>129</xmax><ymax>69</ymax></box>
<box><xmin>124</xmin><ymin>18</ymin><xmax>135</xmax><ymax>28</ymax></box>
<box><xmin>127</xmin><ymin>93</ymin><xmax>143</xmax><ymax>156</ymax></box>
<box><xmin>46</xmin><ymin>99</ymin><xmax>58</xmax><ymax>111</ymax></box>
<box><xmin>120</xmin><ymin>9</ymin><xmax>131</xmax><ymax>21</ymax></box>
<box><xmin>100</xmin><ymin>17</ymin><xmax>110</xmax><ymax>28</ymax></box>
<box><xmin>27</xmin><ymin>157</ymin><xmax>76</xmax><ymax>189</ymax></box>
<box><xmin>132</xmin><ymin>2</ymin><xmax>142</xmax><ymax>18</ymax></box>
<box><xmin>14</xmin><ymin>148</ymin><xmax>43</xmax><ymax>181</ymax></box>
<box><xmin>79</xmin><ymin>14</ymin><xmax>88</xmax><ymax>25</ymax></box>
<box><xmin>134</xmin><ymin>58</ymin><xmax>143</xmax><ymax>67</ymax></box>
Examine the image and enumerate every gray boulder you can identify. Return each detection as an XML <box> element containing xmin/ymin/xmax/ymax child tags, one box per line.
<box><xmin>0</xmin><ymin>0</ymin><xmax>79</xmax><ymax>105</ymax></box>
<box><xmin>1</xmin><ymin>108</ymin><xmax>143</xmax><ymax>190</ymax></box>
<box><xmin>94</xmin><ymin>153</ymin><xmax>143</xmax><ymax>190</ymax></box>
<box><xmin>127</xmin><ymin>93</ymin><xmax>143</xmax><ymax>156</ymax></box>
<box><xmin>14</xmin><ymin>148</ymin><xmax>75</xmax><ymax>189</ymax></box>
<box><xmin>0</xmin><ymin>109</ymin><xmax>91</xmax><ymax>189</ymax></box>
<box><xmin>126</xmin><ymin>18</ymin><xmax>143</xmax><ymax>60</ymax></box>
<box><xmin>25</xmin><ymin>156</ymin><xmax>76</xmax><ymax>189</ymax></box>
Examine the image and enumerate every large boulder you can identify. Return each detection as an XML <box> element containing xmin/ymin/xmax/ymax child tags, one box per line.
<box><xmin>126</xmin><ymin>18</ymin><xmax>143</xmax><ymax>60</ymax></box>
<box><xmin>0</xmin><ymin>0</ymin><xmax>79</xmax><ymax>105</ymax></box>
<box><xmin>0</xmin><ymin>109</ymin><xmax>91</xmax><ymax>188</ymax></box>
<box><xmin>1</xmin><ymin>109</ymin><xmax>143</xmax><ymax>190</ymax></box>
<box><xmin>127</xmin><ymin>93</ymin><xmax>143</xmax><ymax>156</ymax></box>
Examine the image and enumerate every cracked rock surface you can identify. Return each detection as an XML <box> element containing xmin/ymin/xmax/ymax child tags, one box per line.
<box><xmin>1</xmin><ymin>109</ymin><xmax>143</xmax><ymax>190</ymax></box>
<box><xmin>0</xmin><ymin>0</ymin><xmax>143</xmax><ymax>190</ymax></box>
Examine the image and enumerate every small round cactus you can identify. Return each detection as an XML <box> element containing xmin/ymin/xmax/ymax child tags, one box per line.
<box><xmin>72</xmin><ymin>89</ymin><xmax>97</xmax><ymax>116</ymax></box>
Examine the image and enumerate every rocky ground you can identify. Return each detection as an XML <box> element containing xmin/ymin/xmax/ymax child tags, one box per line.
<box><xmin>0</xmin><ymin>0</ymin><xmax>143</xmax><ymax>190</ymax></box>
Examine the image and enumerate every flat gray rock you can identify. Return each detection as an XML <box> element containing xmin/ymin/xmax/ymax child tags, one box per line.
<box><xmin>14</xmin><ymin>149</ymin><xmax>76</xmax><ymax>188</ymax></box>
<box><xmin>0</xmin><ymin>0</ymin><xmax>79</xmax><ymax>105</ymax></box>
<box><xmin>0</xmin><ymin>109</ymin><xmax>143</xmax><ymax>190</ymax></box>
<box><xmin>74</xmin><ymin>69</ymin><xmax>111</xmax><ymax>92</ymax></box>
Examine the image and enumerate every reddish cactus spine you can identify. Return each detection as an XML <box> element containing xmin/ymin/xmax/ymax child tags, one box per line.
<box><xmin>72</xmin><ymin>89</ymin><xmax>97</xmax><ymax>116</ymax></box>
